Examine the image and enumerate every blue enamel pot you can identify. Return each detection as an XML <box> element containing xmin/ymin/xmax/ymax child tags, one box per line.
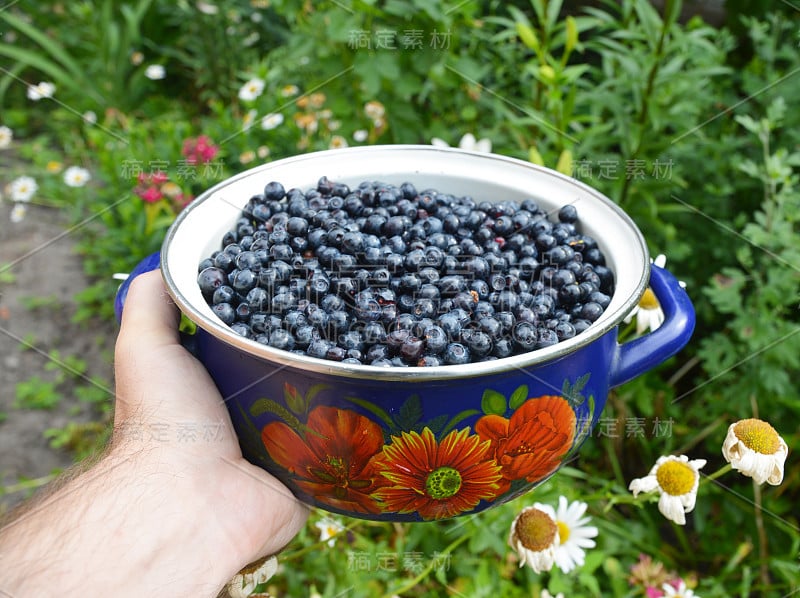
<box><xmin>116</xmin><ymin>146</ymin><xmax>694</xmax><ymax>522</ymax></box>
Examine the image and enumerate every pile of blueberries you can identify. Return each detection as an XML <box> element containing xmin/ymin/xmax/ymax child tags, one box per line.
<box><xmin>197</xmin><ymin>177</ymin><xmax>614</xmax><ymax>367</ymax></box>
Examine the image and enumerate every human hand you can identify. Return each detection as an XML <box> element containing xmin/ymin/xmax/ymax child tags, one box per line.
<box><xmin>0</xmin><ymin>270</ymin><xmax>308</xmax><ymax>597</ymax></box>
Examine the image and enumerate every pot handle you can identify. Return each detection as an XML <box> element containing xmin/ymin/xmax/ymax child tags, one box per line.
<box><xmin>609</xmin><ymin>265</ymin><xmax>695</xmax><ymax>388</ymax></box>
<box><xmin>113</xmin><ymin>251</ymin><xmax>161</xmax><ymax>323</ymax></box>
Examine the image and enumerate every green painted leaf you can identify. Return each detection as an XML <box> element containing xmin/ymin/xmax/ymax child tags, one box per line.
<box><xmin>305</xmin><ymin>383</ymin><xmax>331</xmax><ymax>406</ymax></box>
<box><xmin>343</xmin><ymin>396</ymin><xmax>395</xmax><ymax>429</ymax></box>
<box><xmin>250</xmin><ymin>398</ymin><xmax>305</xmax><ymax>434</ymax></box>
<box><xmin>509</xmin><ymin>385</ymin><xmax>529</xmax><ymax>410</ymax></box>
<box><xmin>424</xmin><ymin>413</ymin><xmax>450</xmax><ymax>437</ymax></box>
<box><xmin>283</xmin><ymin>383</ymin><xmax>306</xmax><ymax>415</ymax></box>
<box><xmin>440</xmin><ymin>409</ymin><xmax>481</xmax><ymax>438</ymax></box>
<box><xmin>481</xmin><ymin>389</ymin><xmax>507</xmax><ymax>416</ymax></box>
<box><xmin>395</xmin><ymin>394</ymin><xmax>423</xmax><ymax>431</ymax></box>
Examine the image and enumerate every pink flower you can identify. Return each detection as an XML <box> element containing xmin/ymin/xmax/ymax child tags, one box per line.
<box><xmin>138</xmin><ymin>186</ymin><xmax>163</xmax><ymax>203</ymax></box>
<box><xmin>151</xmin><ymin>171</ymin><xmax>169</xmax><ymax>185</ymax></box>
<box><xmin>182</xmin><ymin>135</ymin><xmax>219</xmax><ymax>164</ymax></box>
<box><xmin>645</xmin><ymin>587</ymin><xmax>665</xmax><ymax>598</ymax></box>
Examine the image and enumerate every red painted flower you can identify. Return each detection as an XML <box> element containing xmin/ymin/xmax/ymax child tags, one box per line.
<box><xmin>475</xmin><ymin>395</ymin><xmax>576</xmax><ymax>494</ymax></box>
<box><xmin>262</xmin><ymin>405</ymin><xmax>385</xmax><ymax>514</ymax></box>
<box><xmin>371</xmin><ymin>427</ymin><xmax>503</xmax><ymax>520</ymax></box>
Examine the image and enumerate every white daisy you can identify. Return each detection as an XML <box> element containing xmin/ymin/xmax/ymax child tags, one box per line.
<box><xmin>280</xmin><ymin>84</ymin><xmax>299</xmax><ymax>97</ymax></box>
<box><xmin>0</xmin><ymin>125</ymin><xmax>12</xmax><ymax>149</ymax></box>
<box><xmin>534</xmin><ymin>496</ymin><xmax>598</xmax><ymax>573</ymax></box>
<box><xmin>315</xmin><ymin>517</ymin><xmax>345</xmax><ymax>547</ymax></box>
<box><xmin>329</xmin><ymin>135</ymin><xmax>348</xmax><ymax>149</ymax></box>
<box><xmin>144</xmin><ymin>64</ymin><xmax>165</xmax><ymax>80</ymax></box>
<box><xmin>242</xmin><ymin>108</ymin><xmax>258</xmax><ymax>130</ymax></box>
<box><xmin>239</xmin><ymin>77</ymin><xmax>265</xmax><ymax>101</ymax></box>
<box><xmin>722</xmin><ymin>418</ymin><xmax>788</xmax><ymax>486</ymax></box>
<box><xmin>8</xmin><ymin>176</ymin><xmax>37</xmax><ymax>202</ymax></box>
<box><xmin>196</xmin><ymin>0</ymin><xmax>219</xmax><ymax>14</ymax></box>
<box><xmin>508</xmin><ymin>506</ymin><xmax>559</xmax><ymax>573</ymax></box>
<box><xmin>27</xmin><ymin>81</ymin><xmax>56</xmax><ymax>101</ymax></box>
<box><xmin>239</xmin><ymin>150</ymin><xmax>255</xmax><ymax>164</ymax></box>
<box><xmin>261</xmin><ymin>112</ymin><xmax>284</xmax><ymax>130</ymax></box>
<box><xmin>256</xmin><ymin>145</ymin><xmax>270</xmax><ymax>159</ymax></box>
<box><xmin>63</xmin><ymin>166</ymin><xmax>91</xmax><ymax>188</ymax></box>
<box><xmin>541</xmin><ymin>591</ymin><xmax>565</xmax><ymax>598</ymax></box>
<box><xmin>663</xmin><ymin>579</ymin><xmax>700</xmax><ymax>598</ymax></box>
<box><xmin>226</xmin><ymin>555</ymin><xmax>278</xmax><ymax>598</ymax></box>
<box><xmin>629</xmin><ymin>455</ymin><xmax>706</xmax><ymax>526</ymax></box>
<box><xmin>625</xmin><ymin>254</ymin><xmax>687</xmax><ymax>335</ymax></box>
<box><xmin>82</xmin><ymin>111</ymin><xmax>97</xmax><ymax>124</ymax></box>
<box><xmin>364</xmin><ymin>100</ymin><xmax>385</xmax><ymax>120</ymax></box>
<box><xmin>431</xmin><ymin>133</ymin><xmax>492</xmax><ymax>153</ymax></box>
<box><xmin>353</xmin><ymin>129</ymin><xmax>368</xmax><ymax>142</ymax></box>
<box><xmin>10</xmin><ymin>203</ymin><xmax>27</xmax><ymax>223</ymax></box>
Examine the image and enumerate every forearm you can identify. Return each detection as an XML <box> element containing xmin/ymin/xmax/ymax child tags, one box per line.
<box><xmin>0</xmin><ymin>447</ymin><xmax>236</xmax><ymax>597</ymax></box>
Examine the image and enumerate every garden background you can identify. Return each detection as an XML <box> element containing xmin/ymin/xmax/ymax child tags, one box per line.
<box><xmin>1</xmin><ymin>0</ymin><xmax>799</xmax><ymax>596</ymax></box>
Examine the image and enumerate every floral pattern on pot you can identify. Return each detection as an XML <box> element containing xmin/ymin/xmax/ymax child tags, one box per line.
<box><xmin>475</xmin><ymin>396</ymin><xmax>576</xmax><ymax>495</ymax></box>
<box><xmin>257</xmin><ymin>379</ymin><xmax>593</xmax><ymax>520</ymax></box>
<box><xmin>372</xmin><ymin>427</ymin><xmax>503</xmax><ymax>520</ymax></box>
<box><xmin>261</xmin><ymin>404</ymin><xmax>386</xmax><ymax>514</ymax></box>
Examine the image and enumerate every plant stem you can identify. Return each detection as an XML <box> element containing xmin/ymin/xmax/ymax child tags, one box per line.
<box><xmin>383</xmin><ymin>532</ymin><xmax>470</xmax><ymax>597</ymax></box>
<box><xmin>702</xmin><ymin>463</ymin><xmax>732</xmax><ymax>483</ymax></box>
<box><xmin>753</xmin><ymin>480</ymin><xmax>771</xmax><ymax>589</ymax></box>
<box><xmin>618</xmin><ymin>0</ymin><xmax>672</xmax><ymax>208</ymax></box>
<box><xmin>1</xmin><ymin>473</ymin><xmax>57</xmax><ymax>495</ymax></box>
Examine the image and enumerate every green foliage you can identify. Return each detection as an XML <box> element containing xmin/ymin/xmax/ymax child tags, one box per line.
<box><xmin>14</xmin><ymin>376</ymin><xmax>61</xmax><ymax>410</ymax></box>
<box><xmin>4</xmin><ymin>0</ymin><xmax>800</xmax><ymax>595</ymax></box>
<box><xmin>697</xmin><ymin>98</ymin><xmax>800</xmax><ymax>409</ymax></box>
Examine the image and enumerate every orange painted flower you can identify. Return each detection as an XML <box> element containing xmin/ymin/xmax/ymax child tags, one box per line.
<box><xmin>262</xmin><ymin>405</ymin><xmax>385</xmax><ymax>514</ymax></box>
<box><xmin>476</xmin><ymin>395</ymin><xmax>576</xmax><ymax>494</ymax></box>
<box><xmin>372</xmin><ymin>427</ymin><xmax>503</xmax><ymax>520</ymax></box>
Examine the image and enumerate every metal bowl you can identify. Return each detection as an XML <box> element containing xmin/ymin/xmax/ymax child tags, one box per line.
<box><xmin>117</xmin><ymin>145</ymin><xmax>695</xmax><ymax>521</ymax></box>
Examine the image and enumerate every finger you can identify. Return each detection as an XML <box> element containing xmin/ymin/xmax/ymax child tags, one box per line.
<box><xmin>114</xmin><ymin>271</ymin><xmax>180</xmax><ymax>424</ymax></box>
<box><xmin>118</xmin><ymin>270</ymin><xmax>180</xmax><ymax>349</ymax></box>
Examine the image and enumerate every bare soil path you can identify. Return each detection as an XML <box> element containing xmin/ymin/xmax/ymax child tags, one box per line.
<box><xmin>0</xmin><ymin>200</ymin><xmax>116</xmax><ymax>513</ymax></box>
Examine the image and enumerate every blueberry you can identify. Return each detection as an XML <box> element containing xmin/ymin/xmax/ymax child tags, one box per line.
<box><xmin>443</xmin><ymin>343</ymin><xmax>471</xmax><ymax>365</ymax></box>
<box><xmin>230</xmin><ymin>322</ymin><xmax>251</xmax><ymax>338</ymax></box>
<box><xmin>581</xmin><ymin>301</ymin><xmax>604</xmax><ymax>322</ymax></box>
<box><xmin>307</xmin><ymin>338</ymin><xmax>333</xmax><ymax>359</ymax></box>
<box><xmin>212</xmin><ymin>285</ymin><xmax>236</xmax><ymax>305</ymax></box>
<box><xmin>269</xmin><ymin>328</ymin><xmax>296</xmax><ymax>351</ymax></box>
<box><xmin>264</xmin><ymin>181</ymin><xmax>286</xmax><ymax>202</ymax></box>
<box><xmin>512</xmin><ymin>321</ymin><xmax>537</xmax><ymax>351</ymax></box>
<box><xmin>200</xmin><ymin>178</ymin><xmax>614</xmax><ymax>366</ymax></box>
<box><xmin>417</xmin><ymin>355</ymin><xmax>442</xmax><ymax>367</ymax></box>
<box><xmin>400</xmin><ymin>336</ymin><xmax>425</xmax><ymax>363</ymax></box>
<box><xmin>212</xmin><ymin>302</ymin><xmax>236</xmax><ymax>325</ymax></box>
<box><xmin>198</xmin><ymin>267</ymin><xmax>228</xmax><ymax>301</ymax></box>
<box><xmin>466</xmin><ymin>330</ymin><xmax>493</xmax><ymax>357</ymax></box>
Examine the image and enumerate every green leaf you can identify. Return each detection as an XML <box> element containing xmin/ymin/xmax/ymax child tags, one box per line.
<box><xmin>481</xmin><ymin>389</ymin><xmax>507</xmax><ymax>416</ymax></box>
<box><xmin>509</xmin><ymin>385</ymin><xmax>529</xmax><ymax>410</ymax></box>
<box><xmin>440</xmin><ymin>409</ymin><xmax>481</xmax><ymax>437</ymax></box>
<box><xmin>423</xmin><ymin>413</ymin><xmax>449</xmax><ymax>437</ymax></box>
<box><xmin>250</xmin><ymin>398</ymin><xmax>305</xmax><ymax>433</ymax></box>
<box><xmin>284</xmin><ymin>384</ymin><xmax>306</xmax><ymax>414</ymax></box>
<box><xmin>344</xmin><ymin>396</ymin><xmax>395</xmax><ymax>429</ymax></box>
<box><xmin>394</xmin><ymin>394</ymin><xmax>423</xmax><ymax>431</ymax></box>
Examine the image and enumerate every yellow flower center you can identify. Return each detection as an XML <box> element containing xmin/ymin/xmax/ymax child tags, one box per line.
<box><xmin>515</xmin><ymin>508</ymin><xmax>557</xmax><ymax>552</ymax></box>
<box><xmin>425</xmin><ymin>466</ymin><xmax>462</xmax><ymax>499</ymax></box>
<box><xmin>734</xmin><ymin>419</ymin><xmax>781</xmax><ymax>455</ymax></box>
<box><xmin>655</xmin><ymin>460</ymin><xmax>696</xmax><ymax>496</ymax></box>
<box><xmin>557</xmin><ymin>520</ymin><xmax>570</xmax><ymax>543</ymax></box>
<box><xmin>638</xmin><ymin>288</ymin><xmax>659</xmax><ymax>310</ymax></box>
